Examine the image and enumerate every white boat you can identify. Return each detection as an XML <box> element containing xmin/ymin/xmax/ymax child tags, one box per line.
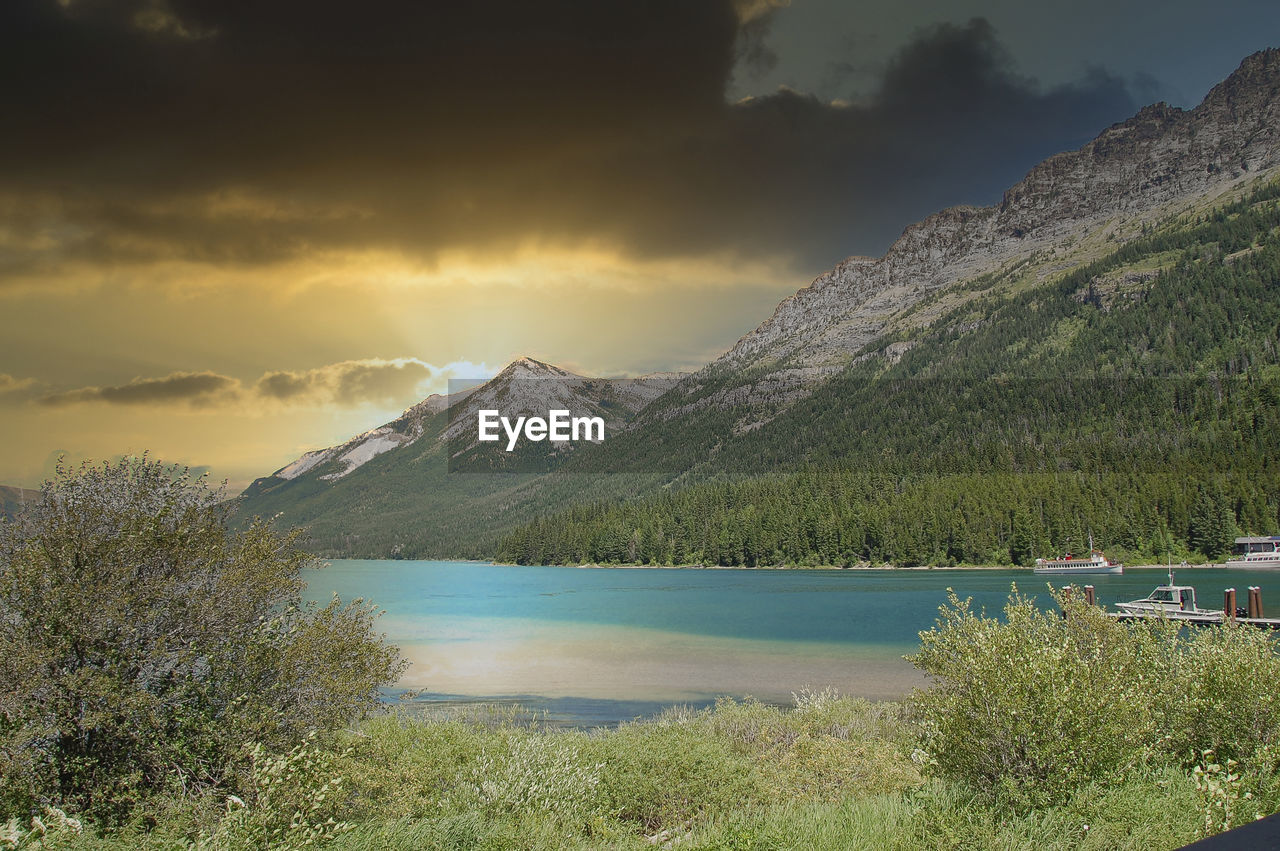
<box><xmin>1034</xmin><ymin>538</ymin><xmax>1123</xmax><ymax>575</ymax></box>
<box><xmin>1113</xmin><ymin>571</ymin><xmax>1223</xmax><ymax>621</ymax></box>
<box><xmin>1225</xmin><ymin>536</ymin><xmax>1280</xmax><ymax>570</ymax></box>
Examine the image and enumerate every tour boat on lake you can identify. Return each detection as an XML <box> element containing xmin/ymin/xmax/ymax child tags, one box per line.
<box><xmin>1225</xmin><ymin>536</ymin><xmax>1280</xmax><ymax>570</ymax></box>
<box><xmin>1034</xmin><ymin>541</ymin><xmax>1123</xmax><ymax>575</ymax></box>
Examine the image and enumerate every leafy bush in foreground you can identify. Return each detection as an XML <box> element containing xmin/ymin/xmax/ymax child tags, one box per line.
<box><xmin>0</xmin><ymin>458</ymin><xmax>405</xmax><ymax>823</ymax></box>
<box><xmin>910</xmin><ymin>585</ymin><xmax>1280</xmax><ymax>808</ymax></box>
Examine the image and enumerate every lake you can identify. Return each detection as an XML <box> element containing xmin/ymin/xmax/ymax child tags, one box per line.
<box><xmin>301</xmin><ymin>560</ymin><xmax>1266</xmax><ymax>725</ymax></box>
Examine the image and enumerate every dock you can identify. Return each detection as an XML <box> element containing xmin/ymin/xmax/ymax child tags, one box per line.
<box><xmin>1106</xmin><ymin>611</ymin><xmax>1280</xmax><ymax>629</ymax></box>
<box><xmin>1075</xmin><ymin>584</ymin><xmax>1280</xmax><ymax>629</ymax></box>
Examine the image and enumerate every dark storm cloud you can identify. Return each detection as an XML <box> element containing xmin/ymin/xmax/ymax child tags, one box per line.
<box><xmin>0</xmin><ymin>2</ymin><xmax>1137</xmax><ymax>274</ymax></box>
<box><xmin>37</xmin><ymin>371</ymin><xmax>239</xmax><ymax>407</ymax></box>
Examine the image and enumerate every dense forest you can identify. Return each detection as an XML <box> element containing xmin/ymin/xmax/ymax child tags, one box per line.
<box><xmin>498</xmin><ymin>184</ymin><xmax>1280</xmax><ymax>566</ymax></box>
<box><xmin>497</xmin><ymin>468</ymin><xmax>1266</xmax><ymax>567</ymax></box>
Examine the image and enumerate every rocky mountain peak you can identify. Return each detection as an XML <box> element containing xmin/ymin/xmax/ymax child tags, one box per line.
<box><xmin>1200</xmin><ymin>47</ymin><xmax>1280</xmax><ymax>114</ymax></box>
<box><xmin>258</xmin><ymin>356</ymin><xmax>653</xmax><ymax>485</ymax></box>
<box><xmin>498</xmin><ymin>357</ymin><xmax>578</xmax><ymax>380</ymax></box>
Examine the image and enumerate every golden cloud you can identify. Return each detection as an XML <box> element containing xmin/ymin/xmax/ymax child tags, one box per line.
<box><xmin>32</xmin><ymin>359</ymin><xmax>493</xmax><ymax>411</ymax></box>
<box><xmin>0</xmin><ymin>373</ymin><xmax>37</xmax><ymax>395</ymax></box>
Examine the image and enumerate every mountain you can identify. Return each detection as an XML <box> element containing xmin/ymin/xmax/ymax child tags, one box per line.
<box><xmin>266</xmin><ymin>357</ymin><xmax>541</xmax><ymax>484</ymax></box>
<box><xmin>240</xmin><ymin>49</ymin><xmax>1280</xmax><ymax>562</ymax></box>
<box><xmin>499</xmin><ymin>181</ymin><xmax>1280</xmax><ymax>566</ymax></box>
<box><xmin>262</xmin><ymin>357</ymin><xmax>681</xmax><ymax>483</ymax></box>
<box><xmin>235</xmin><ymin>358</ymin><xmax>680</xmax><ymax>556</ymax></box>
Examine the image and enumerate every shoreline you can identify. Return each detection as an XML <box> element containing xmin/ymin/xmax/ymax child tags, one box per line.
<box><xmin>484</xmin><ymin>560</ymin><xmax>1227</xmax><ymax>571</ymax></box>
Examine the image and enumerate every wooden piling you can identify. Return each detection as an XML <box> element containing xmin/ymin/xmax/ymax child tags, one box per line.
<box><xmin>1084</xmin><ymin>585</ymin><xmax>1095</xmax><ymax>606</ymax></box>
<box><xmin>1247</xmin><ymin>586</ymin><xmax>1262</xmax><ymax>619</ymax></box>
<box><xmin>1225</xmin><ymin>587</ymin><xmax>1237</xmax><ymax>623</ymax></box>
<box><xmin>1257</xmin><ymin>587</ymin><xmax>1265</xmax><ymax>619</ymax></box>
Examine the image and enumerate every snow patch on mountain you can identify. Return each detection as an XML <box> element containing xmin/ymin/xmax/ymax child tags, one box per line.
<box><xmin>274</xmin><ymin>448</ymin><xmax>335</xmax><ymax>480</ymax></box>
<box><xmin>318</xmin><ymin>428</ymin><xmax>411</xmax><ymax>480</ymax></box>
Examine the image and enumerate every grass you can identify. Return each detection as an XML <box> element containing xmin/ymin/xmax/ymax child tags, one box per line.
<box><xmin>8</xmin><ymin>691</ymin><xmax>1271</xmax><ymax>851</ymax></box>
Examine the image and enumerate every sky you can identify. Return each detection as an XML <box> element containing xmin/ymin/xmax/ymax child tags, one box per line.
<box><xmin>1</xmin><ymin>0</ymin><xmax>1278</xmax><ymax>490</ymax></box>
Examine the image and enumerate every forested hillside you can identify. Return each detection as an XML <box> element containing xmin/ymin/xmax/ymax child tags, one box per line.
<box><xmin>498</xmin><ymin>184</ymin><xmax>1280</xmax><ymax>566</ymax></box>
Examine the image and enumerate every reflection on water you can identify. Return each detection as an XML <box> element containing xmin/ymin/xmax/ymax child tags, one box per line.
<box><xmin>388</xmin><ymin>619</ymin><xmax>924</xmax><ymax>704</ymax></box>
<box><xmin>303</xmin><ymin>560</ymin><xmax>1264</xmax><ymax>724</ymax></box>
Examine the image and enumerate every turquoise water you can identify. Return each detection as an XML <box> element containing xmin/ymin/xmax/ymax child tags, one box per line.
<box><xmin>301</xmin><ymin>561</ymin><xmax>1268</xmax><ymax>725</ymax></box>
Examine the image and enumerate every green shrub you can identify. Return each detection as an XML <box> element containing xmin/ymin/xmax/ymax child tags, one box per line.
<box><xmin>904</xmin><ymin>768</ymin><xmax>1202</xmax><ymax>851</ymax></box>
<box><xmin>908</xmin><ymin>586</ymin><xmax>1171</xmax><ymax>805</ymax></box>
<box><xmin>1161</xmin><ymin>625</ymin><xmax>1280</xmax><ymax>762</ymax></box>
<box><xmin>909</xmin><ymin>584</ymin><xmax>1280</xmax><ymax>809</ymax></box>
<box><xmin>591</xmin><ymin>715</ymin><xmax>760</xmax><ymax>832</ymax></box>
<box><xmin>456</xmin><ymin>732</ymin><xmax>609</xmax><ymax>826</ymax></box>
<box><xmin>335</xmin><ymin>714</ymin><xmax>497</xmax><ymax>821</ymax></box>
<box><xmin>696</xmin><ymin>692</ymin><xmax>921</xmax><ymax>803</ymax></box>
<box><xmin>0</xmin><ymin>458</ymin><xmax>405</xmax><ymax>823</ymax></box>
<box><xmin>196</xmin><ymin>733</ymin><xmax>354</xmax><ymax>850</ymax></box>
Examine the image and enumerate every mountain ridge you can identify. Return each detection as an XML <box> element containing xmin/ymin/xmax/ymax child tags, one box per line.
<box><xmin>708</xmin><ymin>49</ymin><xmax>1280</xmax><ymax>383</ymax></box>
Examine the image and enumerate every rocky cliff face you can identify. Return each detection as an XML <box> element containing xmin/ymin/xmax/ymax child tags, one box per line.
<box><xmin>712</xmin><ymin>49</ymin><xmax>1280</xmax><ymax>380</ymax></box>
